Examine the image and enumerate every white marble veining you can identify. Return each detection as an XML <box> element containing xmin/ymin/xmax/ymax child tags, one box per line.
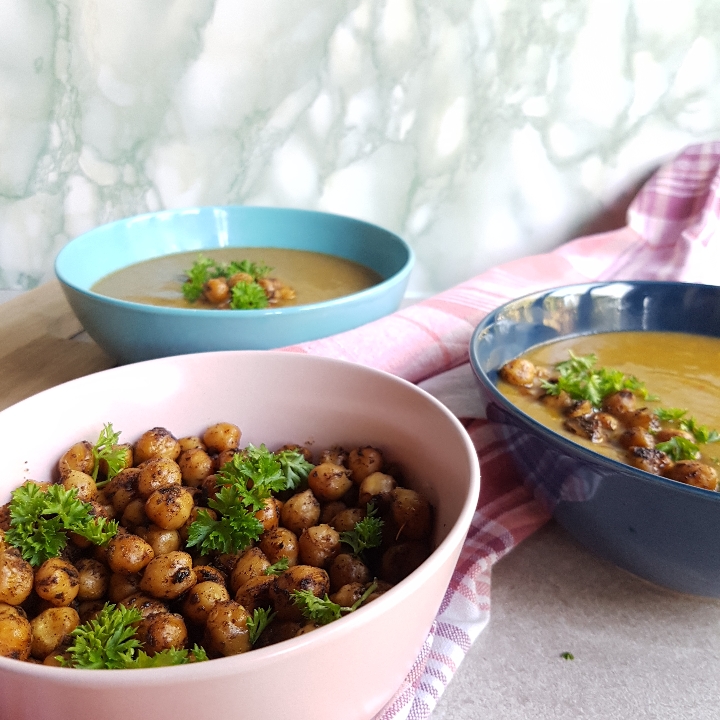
<box><xmin>2</xmin><ymin>0</ymin><xmax>720</xmax><ymax>300</ymax></box>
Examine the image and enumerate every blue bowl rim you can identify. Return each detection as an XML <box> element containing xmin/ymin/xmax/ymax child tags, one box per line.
<box><xmin>469</xmin><ymin>279</ymin><xmax>720</xmax><ymax>504</ymax></box>
<box><xmin>54</xmin><ymin>205</ymin><xmax>415</xmax><ymax>318</ymax></box>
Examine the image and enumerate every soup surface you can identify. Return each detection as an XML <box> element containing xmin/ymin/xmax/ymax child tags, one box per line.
<box><xmin>91</xmin><ymin>247</ymin><xmax>383</xmax><ymax>309</ymax></box>
<box><xmin>498</xmin><ymin>331</ymin><xmax>720</xmax><ymax>487</ymax></box>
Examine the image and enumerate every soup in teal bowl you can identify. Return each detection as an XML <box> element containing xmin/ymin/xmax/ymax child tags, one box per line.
<box><xmin>55</xmin><ymin>206</ymin><xmax>414</xmax><ymax>364</ymax></box>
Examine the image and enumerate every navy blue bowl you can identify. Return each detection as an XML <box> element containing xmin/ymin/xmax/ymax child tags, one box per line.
<box><xmin>469</xmin><ymin>280</ymin><xmax>720</xmax><ymax>597</ymax></box>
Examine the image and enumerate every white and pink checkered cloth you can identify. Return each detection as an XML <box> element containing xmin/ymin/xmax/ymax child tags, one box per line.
<box><xmin>283</xmin><ymin>141</ymin><xmax>720</xmax><ymax>719</ymax></box>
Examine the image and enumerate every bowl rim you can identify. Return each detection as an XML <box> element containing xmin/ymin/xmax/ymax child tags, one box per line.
<box><xmin>54</xmin><ymin>205</ymin><xmax>415</xmax><ymax>317</ymax></box>
<box><xmin>469</xmin><ymin>279</ymin><xmax>720</xmax><ymax>503</ymax></box>
<box><xmin>0</xmin><ymin>350</ymin><xmax>480</xmax><ymax>683</ymax></box>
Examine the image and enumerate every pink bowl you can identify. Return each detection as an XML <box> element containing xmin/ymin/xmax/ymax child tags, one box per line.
<box><xmin>0</xmin><ymin>351</ymin><xmax>479</xmax><ymax>720</ymax></box>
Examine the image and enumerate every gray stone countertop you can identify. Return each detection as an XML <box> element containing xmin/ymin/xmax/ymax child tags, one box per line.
<box><xmin>432</xmin><ymin>520</ymin><xmax>720</xmax><ymax>720</ymax></box>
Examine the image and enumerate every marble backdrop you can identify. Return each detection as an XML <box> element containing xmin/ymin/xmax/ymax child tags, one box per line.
<box><xmin>2</xmin><ymin>0</ymin><xmax>720</xmax><ymax>302</ymax></box>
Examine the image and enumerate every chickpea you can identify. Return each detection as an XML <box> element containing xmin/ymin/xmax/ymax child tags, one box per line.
<box><xmin>498</xmin><ymin>358</ymin><xmax>536</xmax><ymax>387</ymax></box>
<box><xmin>107</xmin><ymin>572</ymin><xmax>142</xmax><ymax>603</ymax></box>
<box><xmin>624</xmin><ymin>408</ymin><xmax>660</xmax><ymax>432</ymax></box>
<box><xmin>34</xmin><ymin>558</ymin><xmax>80</xmax><ymax>607</ymax></box>
<box><xmin>136</xmin><ymin>612</ymin><xmax>188</xmax><ymax>656</ymax></box>
<box><xmin>234</xmin><ymin>575</ymin><xmax>275</xmax><ymax>614</ymax></box>
<box><xmin>358</xmin><ymin>472</ymin><xmax>396</xmax><ymax>507</ymax></box>
<box><xmin>253</xmin><ymin>619</ymin><xmax>303</xmax><ymax>649</ymax></box>
<box><xmin>280</xmin><ymin>489</ymin><xmax>320</xmax><ymax>535</ymax></box>
<box><xmin>203</xmin><ymin>277</ymin><xmax>230</xmax><ymax>306</ymax></box>
<box><xmin>103</xmin><ymin>467</ymin><xmax>141</xmax><ymax>513</ymax></box>
<box><xmin>144</xmin><ymin>486</ymin><xmax>194</xmax><ymax>530</ymax></box>
<box><xmin>203</xmin><ymin>423</ymin><xmax>241</xmax><ymax>454</ymax></box>
<box><xmin>391</xmin><ymin>488</ymin><xmax>433</xmax><ymax>540</ymax></box>
<box><xmin>230</xmin><ymin>547</ymin><xmax>271</xmax><ymax>594</ymax></box>
<box><xmin>618</xmin><ymin>428</ymin><xmax>655</xmax><ymax>450</ymax></box>
<box><xmin>602</xmin><ymin>390</ymin><xmax>637</xmax><ymax>417</ymax></box>
<box><xmin>119</xmin><ymin>593</ymin><xmax>168</xmax><ymax>619</ymax></box>
<box><xmin>347</xmin><ymin>447</ymin><xmax>384</xmax><ymax>484</ymax></box>
<box><xmin>541</xmin><ymin>390</ymin><xmax>573</xmax><ymax>412</ymax></box>
<box><xmin>193</xmin><ymin>565</ymin><xmax>227</xmax><ymax>586</ymax></box>
<box><xmin>30</xmin><ymin>606</ymin><xmax>80</xmax><ymax>659</ymax></box>
<box><xmin>213</xmin><ymin>449</ymin><xmax>239</xmax><ymax>471</ymax></box>
<box><xmin>329</xmin><ymin>507</ymin><xmax>365</xmax><ymax>533</ymax></box>
<box><xmin>0</xmin><ymin>548</ymin><xmax>34</xmax><ymax>605</ymax></box>
<box><xmin>57</xmin><ymin>441</ymin><xmax>95</xmax><ymax>478</ymax></box>
<box><xmin>61</xmin><ymin>470</ymin><xmax>98</xmax><ymax>502</ymax></box>
<box><xmin>298</xmin><ymin>524</ymin><xmax>341</xmax><ymax>568</ymax></box>
<box><xmin>380</xmin><ymin>541</ymin><xmax>429</xmax><ymax>584</ymax></box>
<box><xmin>319</xmin><ymin>500</ymin><xmax>347</xmax><ymax>525</ymax></box>
<box><xmin>318</xmin><ymin>446</ymin><xmax>348</xmax><ymax>466</ymax></box>
<box><xmin>258</xmin><ymin>528</ymin><xmax>299</xmax><ymax>567</ymax></box>
<box><xmin>75</xmin><ymin>558</ymin><xmax>110</xmax><ymax>601</ymax></box>
<box><xmin>141</xmin><ymin>525</ymin><xmax>182</xmax><ymax>556</ymax></box>
<box><xmin>77</xmin><ymin>600</ymin><xmax>105</xmax><ymax>624</ymax></box>
<box><xmin>664</xmin><ymin>461</ymin><xmax>719</xmax><ymax>491</ymax></box>
<box><xmin>177</xmin><ymin>447</ymin><xmax>214</xmax><ymax>487</ymax></box>
<box><xmin>270</xmin><ymin>565</ymin><xmax>330</xmax><ymax>622</ymax></box>
<box><xmin>307</xmin><ymin>463</ymin><xmax>353</xmax><ymax>502</ymax></box>
<box><xmin>329</xmin><ymin>582</ymin><xmax>367</xmax><ymax>608</ymax></box>
<box><xmin>139</xmin><ymin>551</ymin><xmax>196</xmax><ymax>600</ymax></box>
<box><xmin>0</xmin><ymin>604</ymin><xmax>32</xmax><ymax>660</ymax></box>
<box><xmin>106</xmin><ymin>534</ymin><xmax>155</xmax><ymax>575</ymax></box>
<box><xmin>178</xmin><ymin>436</ymin><xmax>205</xmax><ymax>453</ymax></box>
<box><xmin>328</xmin><ymin>553</ymin><xmax>371</xmax><ymax>592</ymax></box>
<box><xmin>121</xmin><ymin>497</ymin><xmax>150</xmax><ymax>529</ymax></box>
<box><xmin>204</xmin><ymin>600</ymin><xmax>252</xmax><ymax>656</ymax></box>
<box><xmin>134</xmin><ymin>427</ymin><xmax>181</xmax><ymax>464</ymax></box>
<box><xmin>182</xmin><ymin>581</ymin><xmax>230</xmax><ymax>625</ymax></box>
<box><xmin>254</xmin><ymin>497</ymin><xmax>281</xmax><ymax>533</ymax></box>
<box><xmin>627</xmin><ymin>447</ymin><xmax>673</xmax><ymax>475</ymax></box>
<box><xmin>655</xmin><ymin>428</ymin><xmax>695</xmax><ymax>443</ymax></box>
<box><xmin>137</xmin><ymin>457</ymin><xmax>183</xmax><ymax>499</ymax></box>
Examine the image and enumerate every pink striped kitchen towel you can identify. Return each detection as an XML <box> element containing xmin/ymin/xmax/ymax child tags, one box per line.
<box><xmin>282</xmin><ymin>140</ymin><xmax>720</xmax><ymax>719</ymax></box>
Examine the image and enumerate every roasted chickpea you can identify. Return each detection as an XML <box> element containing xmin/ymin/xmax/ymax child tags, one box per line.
<box><xmin>319</xmin><ymin>501</ymin><xmax>347</xmax><ymax>525</ymax></box>
<box><xmin>203</xmin><ymin>277</ymin><xmax>230</xmax><ymax>305</ymax></box>
<box><xmin>230</xmin><ymin>547</ymin><xmax>271</xmax><ymax>594</ymax></box>
<box><xmin>0</xmin><ymin>548</ymin><xmax>34</xmax><ymax>605</ymax></box>
<box><xmin>602</xmin><ymin>390</ymin><xmax>637</xmax><ymax>417</ymax></box>
<box><xmin>347</xmin><ymin>447</ymin><xmax>384</xmax><ymax>484</ymax></box>
<box><xmin>619</xmin><ymin>427</ymin><xmax>655</xmax><ymax>450</ymax></box>
<box><xmin>107</xmin><ymin>572</ymin><xmax>142</xmax><ymax>603</ymax></box>
<box><xmin>498</xmin><ymin>358</ymin><xmax>536</xmax><ymax>387</ymax></box>
<box><xmin>329</xmin><ymin>582</ymin><xmax>367</xmax><ymax>608</ymax></box>
<box><xmin>329</xmin><ymin>507</ymin><xmax>365</xmax><ymax>533</ymax></box>
<box><xmin>380</xmin><ymin>541</ymin><xmax>429</xmax><ymax>584</ymax></box>
<box><xmin>0</xmin><ymin>604</ymin><xmax>32</xmax><ymax>660</ymax></box>
<box><xmin>137</xmin><ymin>457</ymin><xmax>183</xmax><ymax>499</ymax></box>
<box><xmin>119</xmin><ymin>592</ymin><xmax>168</xmax><ymax>619</ymax></box>
<box><xmin>318</xmin><ymin>446</ymin><xmax>348</xmax><ymax>466</ymax></box>
<box><xmin>106</xmin><ymin>534</ymin><xmax>155</xmax><ymax>576</ymax></box>
<box><xmin>307</xmin><ymin>463</ymin><xmax>353</xmax><ymax>501</ymax></box>
<box><xmin>280</xmin><ymin>489</ymin><xmax>320</xmax><ymax>535</ymax></box>
<box><xmin>75</xmin><ymin>558</ymin><xmax>110</xmax><ymax>601</ymax></box>
<box><xmin>61</xmin><ymin>470</ymin><xmax>98</xmax><ymax>502</ymax></box>
<box><xmin>144</xmin><ymin>485</ymin><xmax>194</xmax><ymax>530</ymax></box>
<box><xmin>203</xmin><ymin>423</ymin><xmax>241</xmax><ymax>454</ymax></box>
<box><xmin>141</xmin><ymin>525</ymin><xmax>182</xmax><ymax>556</ymax></box>
<box><xmin>182</xmin><ymin>581</ymin><xmax>230</xmax><ymax>625</ymax></box>
<box><xmin>204</xmin><ymin>600</ymin><xmax>252</xmax><ymax>656</ymax></box>
<box><xmin>57</xmin><ymin>441</ymin><xmax>95</xmax><ymax>477</ymax></box>
<box><xmin>103</xmin><ymin>467</ymin><xmax>141</xmax><ymax>513</ymax></box>
<box><xmin>234</xmin><ymin>575</ymin><xmax>275</xmax><ymax>613</ymax></box>
<box><xmin>193</xmin><ymin>565</ymin><xmax>227</xmax><ymax>585</ymax></box>
<box><xmin>177</xmin><ymin>447</ymin><xmax>214</xmax><ymax>487</ymax></box>
<box><xmin>121</xmin><ymin>497</ymin><xmax>150</xmax><ymax>529</ymax></box>
<box><xmin>139</xmin><ymin>551</ymin><xmax>196</xmax><ymax>600</ymax></box>
<box><xmin>664</xmin><ymin>460</ymin><xmax>719</xmax><ymax>491</ymax></box>
<box><xmin>178</xmin><ymin>436</ymin><xmax>206</xmax><ymax>453</ymax></box>
<box><xmin>258</xmin><ymin>528</ymin><xmax>299</xmax><ymax>567</ymax></box>
<box><xmin>391</xmin><ymin>488</ymin><xmax>433</xmax><ymax>540</ymax></box>
<box><xmin>270</xmin><ymin>565</ymin><xmax>330</xmax><ymax>622</ymax></box>
<box><xmin>254</xmin><ymin>496</ymin><xmax>281</xmax><ymax>533</ymax></box>
<box><xmin>328</xmin><ymin>553</ymin><xmax>371</xmax><ymax>592</ymax></box>
<box><xmin>134</xmin><ymin>427</ymin><xmax>181</xmax><ymax>464</ymax></box>
<box><xmin>298</xmin><ymin>524</ymin><xmax>341</xmax><ymax>568</ymax></box>
<box><xmin>30</xmin><ymin>606</ymin><xmax>80</xmax><ymax>659</ymax></box>
<box><xmin>34</xmin><ymin>558</ymin><xmax>80</xmax><ymax>607</ymax></box>
<box><xmin>136</xmin><ymin>612</ymin><xmax>188</xmax><ymax>655</ymax></box>
<box><xmin>358</xmin><ymin>472</ymin><xmax>396</xmax><ymax>507</ymax></box>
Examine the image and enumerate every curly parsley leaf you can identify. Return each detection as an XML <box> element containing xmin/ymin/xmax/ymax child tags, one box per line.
<box><xmin>655</xmin><ymin>436</ymin><xmax>701</xmax><ymax>461</ymax></box>
<box><xmin>126</xmin><ymin>644</ymin><xmax>208</xmax><ymax>668</ymax></box>
<box><xmin>6</xmin><ymin>483</ymin><xmax>119</xmax><ymax>566</ymax></box>
<box><xmin>292</xmin><ymin>582</ymin><xmax>378</xmax><ymax>626</ymax></box>
<box><xmin>264</xmin><ymin>557</ymin><xmax>289</xmax><ymax>576</ymax></box>
<box><xmin>92</xmin><ymin>422</ymin><xmax>128</xmax><ymax>483</ymax></box>
<box><xmin>247</xmin><ymin>607</ymin><xmax>276</xmax><ymax>645</ymax></box>
<box><xmin>62</xmin><ymin>604</ymin><xmax>142</xmax><ymax>669</ymax></box>
<box><xmin>229</xmin><ymin>281</ymin><xmax>270</xmax><ymax>310</ymax></box>
<box><xmin>182</xmin><ymin>255</ymin><xmax>215</xmax><ymax>302</ymax></box>
<box><xmin>275</xmin><ymin>448</ymin><xmax>314</xmax><ymax>491</ymax></box>
<box><xmin>339</xmin><ymin>503</ymin><xmax>384</xmax><ymax>557</ymax></box>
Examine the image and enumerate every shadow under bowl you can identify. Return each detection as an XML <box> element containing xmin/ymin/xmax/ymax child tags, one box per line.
<box><xmin>55</xmin><ymin>206</ymin><xmax>414</xmax><ymax>364</ymax></box>
<box><xmin>469</xmin><ymin>280</ymin><xmax>720</xmax><ymax>597</ymax></box>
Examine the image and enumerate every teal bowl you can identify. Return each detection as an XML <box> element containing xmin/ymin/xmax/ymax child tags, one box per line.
<box><xmin>55</xmin><ymin>206</ymin><xmax>414</xmax><ymax>364</ymax></box>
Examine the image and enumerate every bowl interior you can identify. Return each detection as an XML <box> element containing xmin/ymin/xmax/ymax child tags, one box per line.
<box><xmin>55</xmin><ymin>206</ymin><xmax>413</xmax><ymax>294</ymax></box>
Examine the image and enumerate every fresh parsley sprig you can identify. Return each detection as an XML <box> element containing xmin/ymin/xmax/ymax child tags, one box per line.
<box><xmin>654</xmin><ymin>407</ymin><xmax>720</xmax><ymax>448</ymax></box>
<box><xmin>292</xmin><ymin>582</ymin><xmax>378</xmax><ymax>626</ymax></box>
<box><xmin>6</xmin><ymin>482</ymin><xmax>119</xmax><ymax>565</ymax></box>
<box><xmin>230</xmin><ymin>281</ymin><xmax>269</xmax><ymax>310</ymax></box>
<box><xmin>542</xmin><ymin>352</ymin><xmax>651</xmax><ymax>408</ymax></box>
<box><xmin>655</xmin><ymin>436</ymin><xmax>701</xmax><ymax>462</ymax></box>
<box><xmin>92</xmin><ymin>422</ymin><xmax>128</xmax><ymax>484</ymax></box>
<box><xmin>264</xmin><ymin>557</ymin><xmax>290</xmax><ymax>576</ymax></box>
<box><xmin>247</xmin><ymin>607</ymin><xmax>276</xmax><ymax>645</ymax></box>
<box><xmin>126</xmin><ymin>645</ymin><xmax>209</xmax><ymax>668</ymax></box>
<box><xmin>339</xmin><ymin>503</ymin><xmax>384</xmax><ymax>557</ymax></box>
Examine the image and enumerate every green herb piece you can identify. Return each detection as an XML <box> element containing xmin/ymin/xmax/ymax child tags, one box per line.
<box><xmin>560</xmin><ymin>651</ymin><xmax>575</xmax><ymax>660</ymax></box>
<box><xmin>655</xmin><ymin>407</ymin><xmax>688</xmax><ymax>423</ymax></box>
<box><xmin>223</xmin><ymin>259</ymin><xmax>271</xmax><ymax>279</ymax></box>
<box><xmin>542</xmin><ymin>352</ymin><xmax>651</xmax><ymax>408</ymax></box>
<box><xmin>6</xmin><ymin>482</ymin><xmax>119</xmax><ymax>565</ymax></box>
<box><xmin>292</xmin><ymin>582</ymin><xmax>378</xmax><ymax>626</ymax></box>
<box><xmin>229</xmin><ymin>281</ymin><xmax>270</xmax><ymax>310</ymax></box>
<box><xmin>185</xmin><ymin>487</ymin><xmax>265</xmax><ymax>555</ymax></box>
<box><xmin>125</xmin><ymin>645</ymin><xmax>208</xmax><ymax>668</ymax></box>
<box><xmin>275</xmin><ymin>448</ymin><xmax>314</xmax><ymax>491</ymax></box>
<box><xmin>182</xmin><ymin>255</ymin><xmax>215</xmax><ymax>302</ymax></box>
<box><xmin>679</xmin><ymin>417</ymin><xmax>720</xmax><ymax>444</ymax></box>
<box><xmin>247</xmin><ymin>607</ymin><xmax>276</xmax><ymax>646</ymax></box>
<box><xmin>339</xmin><ymin>503</ymin><xmax>384</xmax><ymax>557</ymax></box>
<box><xmin>91</xmin><ymin>422</ymin><xmax>127</xmax><ymax>484</ymax></box>
<box><xmin>62</xmin><ymin>604</ymin><xmax>142</xmax><ymax>669</ymax></box>
<box><xmin>264</xmin><ymin>557</ymin><xmax>290</xmax><ymax>575</ymax></box>
<box><xmin>655</xmin><ymin>436</ymin><xmax>701</xmax><ymax>461</ymax></box>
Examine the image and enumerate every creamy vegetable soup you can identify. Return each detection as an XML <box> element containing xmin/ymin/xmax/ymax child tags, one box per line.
<box><xmin>91</xmin><ymin>247</ymin><xmax>383</xmax><ymax>309</ymax></box>
<box><xmin>497</xmin><ymin>331</ymin><xmax>720</xmax><ymax>491</ymax></box>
